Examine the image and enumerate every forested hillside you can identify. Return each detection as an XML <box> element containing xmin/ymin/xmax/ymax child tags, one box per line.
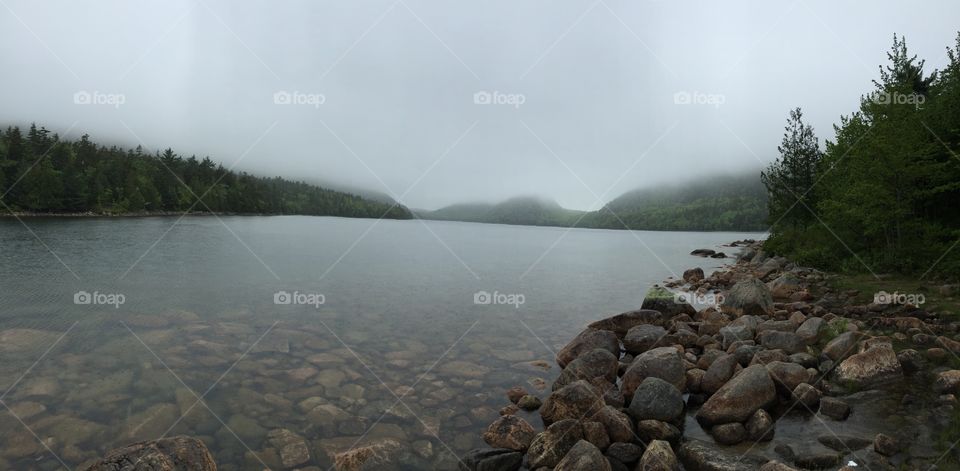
<box><xmin>0</xmin><ymin>125</ymin><xmax>412</xmax><ymax>219</ymax></box>
<box><xmin>762</xmin><ymin>34</ymin><xmax>960</xmax><ymax>276</ymax></box>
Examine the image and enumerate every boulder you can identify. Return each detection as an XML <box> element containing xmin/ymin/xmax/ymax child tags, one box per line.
<box><xmin>712</xmin><ymin>422</ymin><xmax>746</xmax><ymax>445</ymax></box>
<box><xmin>527</xmin><ymin>419</ymin><xmax>583</xmax><ymax>469</ymax></box>
<box><xmin>684</xmin><ymin>267</ymin><xmax>705</xmax><ymax>283</ymax></box>
<box><xmin>795</xmin><ymin>317</ymin><xmax>826</xmax><ymax>345</ymax></box>
<box><xmin>791</xmin><ymin>383</ymin><xmax>820</xmax><ymax>409</ymax></box>
<box><xmin>541</xmin><ymin>380</ymin><xmax>606</xmax><ymax>426</ymax></box>
<box><xmin>266</xmin><ymin>428</ymin><xmax>310</xmax><ymax>468</ymax></box>
<box><xmin>721</xmin><ymin>278</ymin><xmax>774</xmax><ymax>317</ymax></box>
<box><xmin>678</xmin><ymin>439</ymin><xmax>766</xmax><ymax>470</ymax></box>
<box><xmin>758</xmin><ymin>331</ymin><xmax>806</xmax><ymax>354</ymax></box>
<box><xmin>642</xmin><ymin>286</ymin><xmax>696</xmax><ymax>317</ymax></box>
<box><xmin>819</xmin><ymin>397</ymin><xmax>850</xmax><ymax>420</ymax></box>
<box><xmin>482</xmin><ymin>416</ymin><xmax>536</xmax><ymax>451</ymax></box>
<box><xmin>638</xmin><ymin>440</ymin><xmax>681</xmax><ymax>471</ymax></box>
<box><xmin>935</xmin><ymin>370</ymin><xmax>960</xmax><ymax>394</ymax></box>
<box><xmin>719</xmin><ymin>325</ymin><xmax>754</xmax><ymax>350</ymax></box>
<box><xmin>621</xmin><ymin>347</ymin><xmax>686</xmax><ymax>397</ymax></box>
<box><xmin>635</xmin><ymin>420</ymin><xmax>682</xmax><ymax>444</ymax></box>
<box><xmin>745</xmin><ymin>409</ymin><xmax>775</xmax><ymax>442</ymax></box>
<box><xmin>557</xmin><ymin>329</ymin><xmax>620</xmax><ymax>368</ymax></box>
<box><xmin>691</xmin><ymin>249</ymin><xmax>716</xmax><ymax>257</ymax></box>
<box><xmin>701</xmin><ymin>354</ymin><xmax>739</xmax><ymax>395</ymax></box>
<box><xmin>553</xmin><ymin>348</ymin><xmax>619</xmax><ymax>390</ymax></box>
<box><xmin>517</xmin><ymin>395</ymin><xmax>542</xmax><ymax>411</ymax></box>
<box><xmin>759</xmin><ymin>461</ymin><xmax>800</xmax><ymax>471</ymax></box>
<box><xmin>606</xmin><ymin>442</ymin><xmax>644</xmax><ymax>465</ymax></box>
<box><xmin>695</xmin><ymin>365</ymin><xmax>776</xmax><ymax>426</ymax></box>
<box><xmin>623</xmin><ymin>325</ymin><xmax>669</xmax><ymax>355</ymax></box>
<box><xmin>79</xmin><ymin>436</ymin><xmax>216</xmax><ymax>471</ymax></box>
<box><xmin>873</xmin><ymin>433</ymin><xmax>899</xmax><ymax>456</ymax></box>
<box><xmin>581</xmin><ymin>421</ymin><xmax>609</xmax><ymax>451</ymax></box>
<box><xmin>767</xmin><ymin>273</ymin><xmax>802</xmax><ymax>299</ymax></box>
<box><xmin>764</xmin><ymin>361</ymin><xmax>811</xmax><ymax>396</ymax></box>
<box><xmin>627</xmin><ymin>377</ymin><xmax>684</xmax><ymax>424</ymax></box>
<box><xmin>554</xmin><ymin>440</ymin><xmax>611</xmax><ymax>471</ymax></box>
<box><xmin>594</xmin><ymin>406</ymin><xmax>635</xmax><ymax>444</ymax></box>
<box><xmin>459</xmin><ymin>448</ymin><xmax>523</xmax><ymax>471</ymax></box>
<box><xmin>833</xmin><ymin>345</ymin><xmax>902</xmax><ymax>389</ymax></box>
<box><xmin>821</xmin><ymin>332</ymin><xmax>861</xmax><ymax>362</ymax></box>
<box><xmin>588</xmin><ymin>310</ymin><xmax>663</xmax><ymax>338</ymax></box>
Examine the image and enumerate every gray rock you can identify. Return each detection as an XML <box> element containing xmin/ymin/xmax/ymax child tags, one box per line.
<box><xmin>642</xmin><ymin>286</ymin><xmax>697</xmax><ymax>317</ymax></box>
<box><xmin>796</xmin><ymin>317</ymin><xmax>826</xmax><ymax>345</ymax></box>
<box><xmin>459</xmin><ymin>448</ymin><xmax>523</xmax><ymax>471</ymax></box>
<box><xmin>594</xmin><ymin>406</ymin><xmax>635</xmax><ymax>444</ymax></box>
<box><xmin>792</xmin><ymin>383</ymin><xmax>821</xmax><ymax>409</ymax></box>
<box><xmin>627</xmin><ymin>377</ymin><xmax>684</xmax><ymax>424</ymax></box>
<box><xmin>758</xmin><ymin>331</ymin><xmax>806</xmax><ymax>354</ymax></box>
<box><xmin>557</xmin><ymin>329</ymin><xmax>620</xmax><ymax>368</ymax></box>
<box><xmin>722</xmin><ymin>278</ymin><xmax>774</xmax><ymax>317</ymax></box>
<box><xmin>819</xmin><ymin>397</ymin><xmax>850</xmax><ymax>420</ymax></box>
<box><xmin>821</xmin><ymin>332</ymin><xmax>862</xmax><ymax>362</ymax></box>
<box><xmin>696</xmin><ymin>365</ymin><xmax>777</xmax><ymax>426</ymax></box>
<box><xmin>745</xmin><ymin>409</ymin><xmax>775</xmax><ymax>442</ymax></box>
<box><xmin>482</xmin><ymin>415</ymin><xmax>536</xmax><ymax>451</ymax></box>
<box><xmin>623</xmin><ymin>325</ymin><xmax>669</xmax><ymax>355</ymax></box>
<box><xmin>834</xmin><ymin>345</ymin><xmax>902</xmax><ymax>389</ymax></box>
<box><xmin>588</xmin><ymin>310</ymin><xmax>664</xmax><ymax>338</ymax></box>
<box><xmin>764</xmin><ymin>361</ymin><xmax>811</xmax><ymax>396</ymax></box>
<box><xmin>712</xmin><ymin>422</ymin><xmax>746</xmax><ymax>445</ymax></box>
<box><xmin>720</xmin><ymin>325</ymin><xmax>754</xmax><ymax>350</ymax></box>
<box><xmin>817</xmin><ymin>434</ymin><xmax>871</xmax><ymax>452</ymax></box>
<box><xmin>555</xmin><ymin>440</ymin><xmax>611</xmax><ymax>471</ymax></box>
<box><xmin>621</xmin><ymin>347</ymin><xmax>686</xmax><ymax>397</ymax></box>
<box><xmin>678</xmin><ymin>439</ymin><xmax>766</xmax><ymax>470</ymax></box>
<box><xmin>541</xmin><ymin>380</ymin><xmax>606</xmax><ymax>426</ymax></box>
<box><xmin>873</xmin><ymin>433</ymin><xmax>899</xmax><ymax>456</ymax></box>
<box><xmin>635</xmin><ymin>420</ymin><xmax>682</xmax><ymax>444</ymax></box>
<box><xmin>701</xmin><ymin>353</ymin><xmax>739</xmax><ymax>395</ymax></box>
<box><xmin>638</xmin><ymin>439</ymin><xmax>681</xmax><ymax>471</ymax></box>
<box><xmin>606</xmin><ymin>442</ymin><xmax>644</xmax><ymax>464</ymax></box>
<box><xmin>527</xmin><ymin>419</ymin><xmax>583</xmax><ymax>469</ymax></box>
<box><xmin>553</xmin><ymin>348</ymin><xmax>619</xmax><ymax>390</ymax></box>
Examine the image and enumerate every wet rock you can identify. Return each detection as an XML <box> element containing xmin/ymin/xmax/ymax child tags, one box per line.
<box><xmin>582</xmin><ymin>421</ymin><xmax>610</xmax><ymax>451</ymax></box>
<box><xmin>621</xmin><ymin>347</ymin><xmax>686</xmax><ymax>397</ymax></box>
<box><xmin>759</xmin><ymin>331</ymin><xmax>806</xmax><ymax>354</ymax></box>
<box><xmin>482</xmin><ymin>415</ymin><xmax>536</xmax><ymax>451</ymax></box>
<box><xmin>833</xmin><ymin>345</ymin><xmax>902</xmax><ymax>388</ymax></box>
<box><xmin>767</xmin><ymin>273</ymin><xmax>802</xmax><ymax>299</ymax></box>
<box><xmin>691</xmin><ymin>248</ymin><xmax>716</xmax><ymax>257</ymax></box>
<box><xmin>937</xmin><ymin>335</ymin><xmax>960</xmax><ymax>354</ymax></box>
<box><xmin>759</xmin><ymin>461</ymin><xmax>799</xmax><ymax>471</ymax></box>
<box><xmin>686</xmin><ymin>368</ymin><xmax>706</xmax><ymax>393</ymax></box>
<box><xmin>606</xmin><ymin>442</ymin><xmax>644</xmax><ymax>464</ymax></box>
<box><xmin>595</xmin><ymin>406</ymin><xmax>635</xmax><ymax>443</ymax></box>
<box><xmin>817</xmin><ymin>434</ymin><xmax>871</xmax><ymax>451</ymax></box>
<box><xmin>684</xmin><ymin>267</ymin><xmax>705</xmax><ymax>283</ymax></box>
<box><xmin>627</xmin><ymin>377</ymin><xmax>684</xmax><ymax>425</ymax></box>
<box><xmin>517</xmin><ymin>395</ymin><xmax>542</xmax><ymax>411</ymax></box>
<box><xmin>557</xmin><ymin>329</ymin><xmax>620</xmax><ymax>368</ymax></box>
<box><xmin>540</xmin><ymin>380</ymin><xmax>605</xmax><ymax>426</ymax></box>
<box><xmin>701</xmin><ymin>353</ymin><xmax>739</xmax><ymax>395</ymax></box>
<box><xmin>764</xmin><ymin>361</ymin><xmax>811</xmax><ymax>396</ymax></box>
<box><xmin>721</xmin><ymin>278</ymin><xmax>774</xmax><ymax>317</ymax></box>
<box><xmin>821</xmin><ymin>332</ymin><xmax>862</xmax><ymax>362</ymax></box>
<box><xmin>588</xmin><ymin>309</ymin><xmax>664</xmax><ymax>338</ymax></box>
<box><xmin>792</xmin><ymin>383</ymin><xmax>821</xmax><ymax>409</ymax></box>
<box><xmin>459</xmin><ymin>448</ymin><xmax>523</xmax><ymax>471</ymax></box>
<box><xmin>935</xmin><ymin>370</ymin><xmax>960</xmax><ymax>394</ymax></box>
<box><xmin>873</xmin><ymin>433</ymin><xmax>899</xmax><ymax>456</ymax></box>
<box><xmin>330</xmin><ymin>438</ymin><xmax>404</xmax><ymax>471</ymax></box>
<box><xmin>527</xmin><ymin>419</ymin><xmax>583</xmax><ymax>469</ymax></box>
<box><xmin>896</xmin><ymin>348</ymin><xmax>923</xmax><ymax>373</ymax></box>
<box><xmin>638</xmin><ymin>439</ymin><xmax>681</xmax><ymax>470</ymax></box>
<box><xmin>555</xmin><ymin>440</ymin><xmax>611</xmax><ymax>471</ymax></box>
<box><xmin>719</xmin><ymin>325</ymin><xmax>754</xmax><ymax>350</ymax></box>
<box><xmin>793</xmin><ymin>449</ymin><xmax>841</xmax><ymax>469</ymax></box>
<box><xmin>123</xmin><ymin>403</ymin><xmax>179</xmax><ymax>441</ymax></box>
<box><xmin>745</xmin><ymin>409</ymin><xmax>775</xmax><ymax>442</ymax></box>
<box><xmin>506</xmin><ymin>386</ymin><xmax>528</xmax><ymax>404</ymax></box>
<box><xmin>712</xmin><ymin>422</ymin><xmax>746</xmax><ymax>445</ymax></box>
<box><xmin>696</xmin><ymin>364</ymin><xmax>776</xmax><ymax>426</ymax></box>
<box><xmin>678</xmin><ymin>439</ymin><xmax>765</xmax><ymax>470</ymax></box>
<box><xmin>267</xmin><ymin>428</ymin><xmax>310</xmax><ymax>468</ymax></box>
<box><xmin>623</xmin><ymin>325</ymin><xmax>669</xmax><ymax>355</ymax></box>
<box><xmin>819</xmin><ymin>397</ymin><xmax>850</xmax><ymax>420</ymax></box>
<box><xmin>636</xmin><ymin>419</ymin><xmax>681</xmax><ymax>444</ymax></box>
<box><xmin>79</xmin><ymin>436</ymin><xmax>216</xmax><ymax>471</ymax></box>
<box><xmin>796</xmin><ymin>317</ymin><xmax>826</xmax><ymax>345</ymax></box>
<box><xmin>788</xmin><ymin>352</ymin><xmax>818</xmax><ymax>368</ymax></box>
<box><xmin>553</xmin><ymin>348</ymin><xmax>619</xmax><ymax>390</ymax></box>
<box><xmin>499</xmin><ymin>404</ymin><xmax>519</xmax><ymax>416</ymax></box>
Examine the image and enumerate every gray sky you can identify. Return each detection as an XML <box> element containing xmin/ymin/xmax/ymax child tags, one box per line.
<box><xmin>2</xmin><ymin>0</ymin><xmax>959</xmax><ymax>210</ymax></box>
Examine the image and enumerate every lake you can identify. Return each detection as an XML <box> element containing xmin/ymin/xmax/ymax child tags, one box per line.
<box><xmin>0</xmin><ymin>216</ymin><xmax>759</xmax><ymax>470</ymax></box>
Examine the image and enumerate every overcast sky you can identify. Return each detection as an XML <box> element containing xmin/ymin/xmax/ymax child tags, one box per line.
<box><xmin>2</xmin><ymin>1</ymin><xmax>959</xmax><ymax>210</ymax></box>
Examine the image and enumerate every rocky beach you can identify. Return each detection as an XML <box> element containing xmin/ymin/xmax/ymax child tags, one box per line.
<box><xmin>467</xmin><ymin>240</ymin><xmax>959</xmax><ymax>471</ymax></box>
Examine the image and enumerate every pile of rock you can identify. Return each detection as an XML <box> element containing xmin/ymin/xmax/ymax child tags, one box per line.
<box><xmin>466</xmin><ymin>241</ymin><xmax>960</xmax><ymax>470</ymax></box>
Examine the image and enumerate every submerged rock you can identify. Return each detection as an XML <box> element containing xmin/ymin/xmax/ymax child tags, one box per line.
<box><xmin>459</xmin><ymin>448</ymin><xmax>523</xmax><ymax>471</ymax></box>
<box><xmin>79</xmin><ymin>436</ymin><xmax>216</xmax><ymax>471</ymax></box>
<box><xmin>482</xmin><ymin>416</ymin><xmax>536</xmax><ymax>451</ymax></box>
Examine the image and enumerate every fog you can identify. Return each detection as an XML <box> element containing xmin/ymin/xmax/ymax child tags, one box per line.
<box><xmin>2</xmin><ymin>0</ymin><xmax>959</xmax><ymax>210</ymax></box>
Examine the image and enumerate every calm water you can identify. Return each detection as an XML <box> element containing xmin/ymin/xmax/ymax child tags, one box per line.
<box><xmin>0</xmin><ymin>216</ymin><xmax>758</xmax><ymax>470</ymax></box>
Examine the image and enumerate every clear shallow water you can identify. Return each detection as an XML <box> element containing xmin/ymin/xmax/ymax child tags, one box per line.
<box><xmin>0</xmin><ymin>216</ymin><xmax>758</xmax><ymax>470</ymax></box>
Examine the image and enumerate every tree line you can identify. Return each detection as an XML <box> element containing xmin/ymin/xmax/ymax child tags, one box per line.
<box><xmin>763</xmin><ymin>34</ymin><xmax>960</xmax><ymax>277</ymax></box>
<box><xmin>0</xmin><ymin>125</ymin><xmax>412</xmax><ymax>219</ymax></box>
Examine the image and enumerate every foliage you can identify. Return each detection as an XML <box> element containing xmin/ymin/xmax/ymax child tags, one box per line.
<box><xmin>764</xmin><ymin>33</ymin><xmax>960</xmax><ymax>278</ymax></box>
<box><xmin>0</xmin><ymin>125</ymin><xmax>412</xmax><ymax>219</ymax></box>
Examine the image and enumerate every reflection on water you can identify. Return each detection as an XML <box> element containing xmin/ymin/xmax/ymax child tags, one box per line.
<box><xmin>0</xmin><ymin>216</ymin><xmax>757</xmax><ymax>470</ymax></box>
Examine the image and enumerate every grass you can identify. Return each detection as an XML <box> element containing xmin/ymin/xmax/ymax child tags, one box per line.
<box><xmin>824</xmin><ymin>273</ymin><xmax>960</xmax><ymax>321</ymax></box>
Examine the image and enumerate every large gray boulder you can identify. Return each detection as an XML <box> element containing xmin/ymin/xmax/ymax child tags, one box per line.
<box><xmin>527</xmin><ymin>419</ymin><xmax>583</xmax><ymax>469</ymax></box>
<box><xmin>834</xmin><ymin>345</ymin><xmax>902</xmax><ymax>389</ymax></box>
<box><xmin>638</xmin><ymin>439</ymin><xmax>681</xmax><ymax>470</ymax></box>
<box><xmin>623</xmin><ymin>324</ymin><xmax>669</xmax><ymax>354</ymax></box>
<box><xmin>587</xmin><ymin>309</ymin><xmax>663</xmax><ymax>338</ymax></box>
<box><xmin>821</xmin><ymin>331</ymin><xmax>862</xmax><ymax>362</ymax></box>
<box><xmin>621</xmin><ymin>347</ymin><xmax>686</xmax><ymax>397</ymax></box>
<box><xmin>795</xmin><ymin>317</ymin><xmax>826</xmax><ymax>345</ymax></box>
<box><xmin>701</xmin><ymin>353</ymin><xmax>739</xmax><ymax>395</ymax></box>
<box><xmin>721</xmin><ymin>278</ymin><xmax>774</xmax><ymax>317</ymax></box>
<box><xmin>540</xmin><ymin>380</ymin><xmax>606</xmax><ymax>426</ymax></box>
<box><xmin>642</xmin><ymin>286</ymin><xmax>697</xmax><ymax>317</ymax></box>
<box><xmin>627</xmin><ymin>377</ymin><xmax>684</xmax><ymax>424</ymax></box>
<box><xmin>554</xmin><ymin>440</ymin><xmax>611</xmax><ymax>471</ymax></box>
<box><xmin>79</xmin><ymin>436</ymin><xmax>216</xmax><ymax>471</ymax></box>
<box><xmin>556</xmin><ymin>329</ymin><xmax>620</xmax><ymax>368</ymax></box>
<box><xmin>695</xmin><ymin>365</ymin><xmax>777</xmax><ymax>426</ymax></box>
<box><xmin>553</xmin><ymin>348</ymin><xmax>619</xmax><ymax>391</ymax></box>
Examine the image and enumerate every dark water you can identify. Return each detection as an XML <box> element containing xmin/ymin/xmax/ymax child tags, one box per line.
<box><xmin>0</xmin><ymin>216</ymin><xmax>758</xmax><ymax>470</ymax></box>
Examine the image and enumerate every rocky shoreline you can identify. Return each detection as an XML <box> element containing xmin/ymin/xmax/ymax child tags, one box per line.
<box><xmin>467</xmin><ymin>240</ymin><xmax>960</xmax><ymax>471</ymax></box>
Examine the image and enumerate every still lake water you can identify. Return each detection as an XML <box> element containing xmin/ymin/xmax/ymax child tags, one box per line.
<box><xmin>0</xmin><ymin>216</ymin><xmax>759</xmax><ymax>470</ymax></box>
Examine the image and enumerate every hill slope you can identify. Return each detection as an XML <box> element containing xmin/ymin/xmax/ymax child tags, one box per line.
<box><xmin>419</xmin><ymin>196</ymin><xmax>584</xmax><ymax>227</ymax></box>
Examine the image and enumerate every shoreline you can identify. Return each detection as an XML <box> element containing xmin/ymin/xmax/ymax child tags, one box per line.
<box><xmin>468</xmin><ymin>239</ymin><xmax>959</xmax><ymax>471</ymax></box>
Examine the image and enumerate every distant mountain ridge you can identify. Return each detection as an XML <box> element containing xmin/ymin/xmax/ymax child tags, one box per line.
<box><xmin>419</xmin><ymin>172</ymin><xmax>767</xmax><ymax>231</ymax></box>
